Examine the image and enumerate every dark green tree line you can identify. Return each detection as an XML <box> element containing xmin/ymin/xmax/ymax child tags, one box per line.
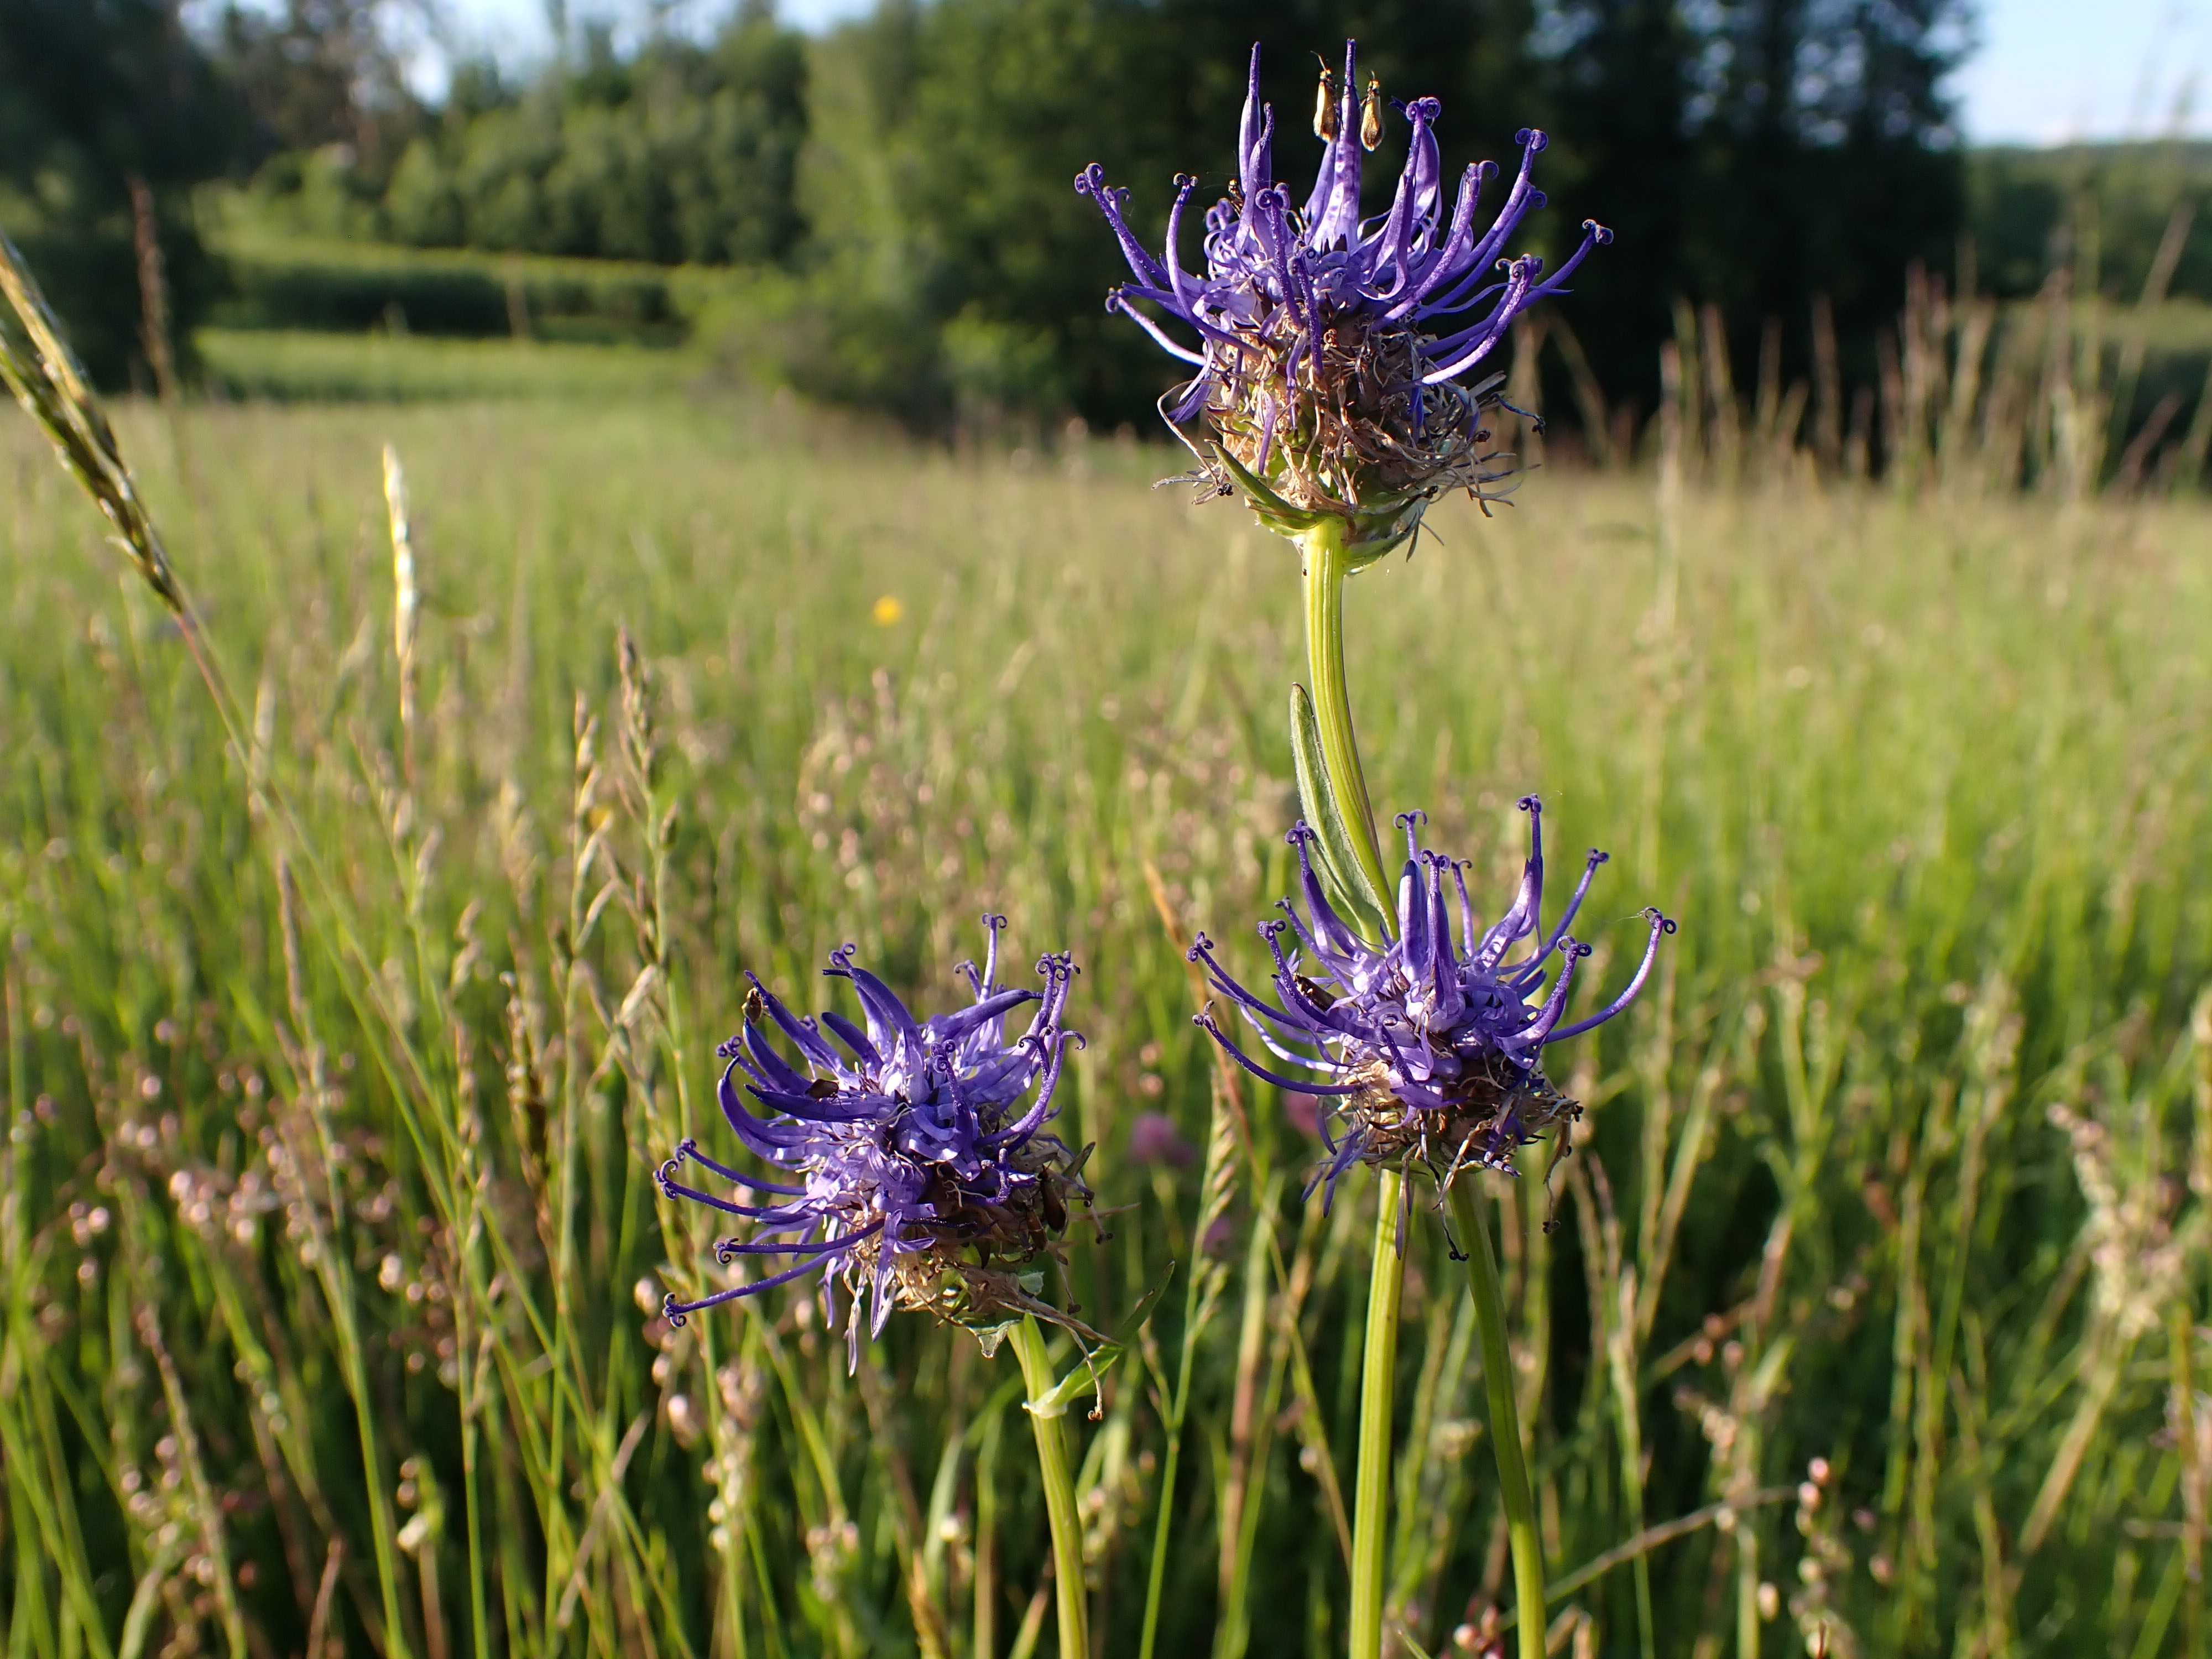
<box><xmin>2</xmin><ymin>0</ymin><xmax>1971</xmax><ymax>415</ymax></box>
<box><xmin>771</xmin><ymin>0</ymin><xmax>1969</xmax><ymax>427</ymax></box>
<box><xmin>1969</xmin><ymin>140</ymin><xmax>2212</xmax><ymax>302</ymax></box>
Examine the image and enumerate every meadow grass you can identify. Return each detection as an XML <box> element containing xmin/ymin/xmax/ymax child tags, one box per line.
<box><xmin>1</xmin><ymin>389</ymin><xmax>2206</xmax><ymax>1659</ymax></box>
<box><xmin>196</xmin><ymin>330</ymin><xmax>706</xmax><ymax>404</ymax></box>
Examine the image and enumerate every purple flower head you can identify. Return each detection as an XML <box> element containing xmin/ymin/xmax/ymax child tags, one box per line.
<box><xmin>656</xmin><ymin>918</ymin><xmax>1095</xmax><ymax>1364</ymax></box>
<box><xmin>1078</xmin><ymin>40</ymin><xmax>1609</xmax><ymax>564</ymax></box>
<box><xmin>1188</xmin><ymin>800</ymin><xmax>1673</xmax><ymax>1209</ymax></box>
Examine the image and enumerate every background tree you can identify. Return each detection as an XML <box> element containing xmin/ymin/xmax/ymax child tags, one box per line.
<box><xmin>3</xmin><ymin>0</ymin><xmax>1976</xmax><ymax>418</ymax></box>
<box><xmin>380</xmin><ymin>5</ymin><xmax>808</xmax><ymax>264</ymax></box>
<box><xmin>787</xmin><ymin>0</ymin><xmax>1545</xmax><ymax>425</ymax></box>
<box><xmin>1684</xmin><ymin>0</ymin><xmax>1968</xmax><ymax>392</ymax></box>
<box><xmin>215</xmin><ymin>0</ymin><xmax>425</xmax><ymax>168</ymax></box>
<box><xmin>787</xmin><ymin>0</ymin><xmax>1969</xmax><ymax>432</ymax></box>
<box><xmin>0</xmin><ymin>0</ymin><xmax>239</xmax><ymax>384</ymax></box>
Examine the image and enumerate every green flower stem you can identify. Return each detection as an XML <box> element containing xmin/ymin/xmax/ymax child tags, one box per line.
<box><xmin>1135</xmin><ymin>1303</ymin><xmax>1197</xmax><ymax>1659</ymax></box>
<box><xmin>1348</xmin><ymin>1167</ymin><xmax>1407</xmax><ymax>1659</ymax></box>
<box><xmin>1448</xmin><ymin>1181</ymin><xmax>1547</xmax><ymax>1659</ymax></box>
<box><xmin>1011</xmin><ymin>1317</ymin><xmax>1088</xmax><ymax>1659</ymax></box>
<box><xmin>1298</xmin><ymin>517</ymin><xmax>1390</xmax><ymax>905</ymax></box>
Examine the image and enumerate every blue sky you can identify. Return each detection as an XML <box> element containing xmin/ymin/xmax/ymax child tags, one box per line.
<box><xmin>420</xmin><ymin>0</ymin><xmax>2212</xmax><ymax>147</ymax></box>
<box><xmin>1958</xmin><ymin>0</ymin><xmax>2212</xmax><ymax>143</ymax></box>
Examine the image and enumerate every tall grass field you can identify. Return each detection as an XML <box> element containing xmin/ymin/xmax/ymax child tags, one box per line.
<box><xmin>1</xmin><ymin>385</ymin><xmax>2206</xmax><ymax>1659</ymax></box>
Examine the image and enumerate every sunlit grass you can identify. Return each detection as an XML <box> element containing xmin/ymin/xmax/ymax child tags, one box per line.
<box><xmin>1</xmin><ymin>390</ymin><xmax>2206</xmax><ymax>1659</ymax></box>
<box><xmin>197</xmin><ymin>328</ymin><xmax>707</xmax><ymax>401</ymax></box>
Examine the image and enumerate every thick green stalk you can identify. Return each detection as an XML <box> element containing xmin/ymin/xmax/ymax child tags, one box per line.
<box><xmin>1298</xmin><ymin>518</ymin><xmax>1389</xmax><ymax>902</ymax></box>
<box><xmin>1011</xmin><ymin>1318</ymin><xmax>1088</xmax><ymax>1659</ymax></box>
<box><xmin>1448</xmin><ymin>1183</ymin><xmax>1546</xmax><ymax>1659</ymax></box>
<box><xmin>1348</xmin><ymin>1168</ymin><xmax>1406</xmax><ymax>1659</ymax></box>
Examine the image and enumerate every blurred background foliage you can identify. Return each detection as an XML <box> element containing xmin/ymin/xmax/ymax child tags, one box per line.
<box><xmin>17</xmin><ymin>0</ymin><xmax>2212</xmax><ymax>455</ymax></box>
<box><xmin>0</xmin><ymin>0</ymin><xmax>242</xmax><ymax>387</ymax></box>
<box><xmin>3</xmin><ymin>0</ymin><xmax>1962</xmax><ymax>419</ymax></box>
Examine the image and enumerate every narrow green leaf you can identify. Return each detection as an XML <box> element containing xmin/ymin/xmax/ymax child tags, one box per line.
<box><xmin>1289</xmin><ymin>682</ymin><xmax>1392</xmax><ymax>937</ymax></box>
<box><xmin>1026</xmin><ymin>1353</ymin><xmax>1112</xmax><ymax>1419</ymax></box>
<box><xmin>1209</xmin><ymin>442</ymin><xmax>1324</xmax><ymax>537</ymax></box>
<box><xmin>1110</xmin><ymin>1262</ymin><xmax>1178</xmax><ymax>1348</ymax></box>
<box><xmin>1029</xmin><ymin>1263</ymin><xmax>1178</xmax><ymax>1418</ymax></box>
<box><xmin>1208</xmin><ymin>441</ymin><xmax>1295</xmax><ymax>513</ymax></box>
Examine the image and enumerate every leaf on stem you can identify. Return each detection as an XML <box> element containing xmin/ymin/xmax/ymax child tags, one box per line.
<box><xmin>1290</xmin><ymin>682</ymin><xmax>1392</xmax><ymax>936</ymax></box>
<box><xmin>1025</xmin><ymin>1262</ymin><xmax>1177</xmax><ymax>1420</ymax></box>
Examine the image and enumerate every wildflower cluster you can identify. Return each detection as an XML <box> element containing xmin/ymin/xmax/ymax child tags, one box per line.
<box><xmin>1079</xmin><ymin>42</ymin><xmax>1608</xmax><ymax>560</ymax></box>
<box><xmin>1191</xmin><ymin>801</ymin><xmax>1672</xmax><ymax>1206</ymax></box>
<box><xmin>658</xmin><ymin>919</ymin><xmax>1093</xmax><ymax>1362</ymax></box>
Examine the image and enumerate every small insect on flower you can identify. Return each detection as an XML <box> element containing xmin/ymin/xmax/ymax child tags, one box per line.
<box><xmin>656</xmin><ymin>919</ymin><xmax>1097</xmax><ymax>1366</ymax></box>
<box><xmin>1188</xmin><ymin>800</ymin><xmax>1672</xmax><ymax>1213</ymax></box>
<box><xmin>1078</xmin><ymin>41</ymin><xmax>1609</xmax><ymax>564</ymax></box>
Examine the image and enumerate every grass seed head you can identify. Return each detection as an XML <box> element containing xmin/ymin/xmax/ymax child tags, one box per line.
<box><xmin>0</xmin><ymin>231</ymin><xmax>184</xmax><ymax>614</ymax></box>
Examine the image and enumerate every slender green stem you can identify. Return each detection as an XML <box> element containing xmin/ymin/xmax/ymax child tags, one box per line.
<box><xmin>2169</xmin><ymin>1302</ymin><xmax>2205</xmax><ymax>1659</ymax></box>
<box><xmin>1348</xmin><ymin>1168</ymin><xmax>1406</xmax><ymax>1659</ymax></box>
<box><xmin>1298</xmin><ymin>518</ymin><xmax>1389</xmax><ymax>902</ymax></box>
<box><xmin>1449</xmin><ymin>1182</ymin><xmax>1546</xmax><ymax>1659</ymax></box>
<box><xmin>1011</xmin><ymin>1318</ymin><xmax>1088</xmax><ymax>1659</ymax></box>
<box><xmin>974</xmin><ymin>1408</ymin><xmax>1002</xmax><ymax>1659</ymax></box>
<box><xmin>1135</xmin><ymin>1324</ymin><xmax>1196</xmax><ymax>1659</ymax></box>
<box><xmin>457</xmin><ymin>1313</ymin><xmax>492</xmax><ymax>1659</ymax></box>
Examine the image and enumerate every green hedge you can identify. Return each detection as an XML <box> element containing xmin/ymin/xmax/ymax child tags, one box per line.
<box><xmin>209</xmin><ymin>233</ymin><xmax>754</xmax><ymax>342</ymax></box>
